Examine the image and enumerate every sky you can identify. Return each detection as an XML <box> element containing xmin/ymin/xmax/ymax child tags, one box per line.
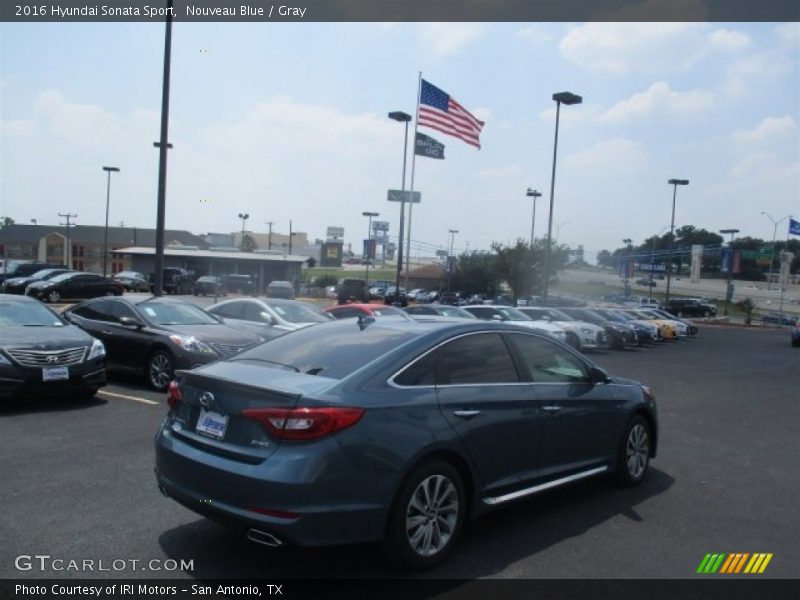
<box><xmin>1</xmin><ymin>19</ymin><xmax>799</xmax><ymax>263</ymax></box>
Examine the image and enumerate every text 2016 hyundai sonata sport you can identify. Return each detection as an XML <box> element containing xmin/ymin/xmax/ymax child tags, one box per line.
<box><xmin>155</xmin><ymin>318</ymin><xmax>657</xmax><ymax>568</ymax></box>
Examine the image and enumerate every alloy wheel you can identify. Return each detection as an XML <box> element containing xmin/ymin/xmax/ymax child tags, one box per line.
<box><xmin>405</xmin><ymin>474</ymin><xmax>459</xmax><ymax>558</ymax></box>
<box><xmin>625</xmin><ymin>423</ymin><xmax>649</xmax><ymax>480</ymax></box>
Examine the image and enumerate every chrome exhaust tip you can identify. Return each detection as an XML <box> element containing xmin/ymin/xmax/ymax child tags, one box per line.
<box><xmin>246</xmin><ymin>528</ymin><xmax>284</xmax><ymax>547</ymax></box>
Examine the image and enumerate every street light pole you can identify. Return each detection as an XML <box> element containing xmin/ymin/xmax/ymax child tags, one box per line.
<box><xmin>543</xmin><ymin>91</ymin><xmax>582</xmax><ymax>305</ymax></box>
<box><xmin>237</xmin><ymin>213</ymin><xmax>250</xmax><ymax>250</ymax></box>
<box><xmin>265</xmin><ymin>221</ymin><xmax>273</xmax><ymax>250</ymax></box>
<box><xmin>448</xmin><ymin>229</ymin><xmax>459</xmax><ymax>291</ymax></box>
<box><xmin>720</xmin><ymin>228</ymin><xmax>740</xmax><ymax>316</ymax></box>
<box><xmin>102</xmin><ymin>166</ymin><xmax>120</xmax><ymax>276</ymax></box>
<box><xmin>153</xmin><ymin>0</ymin><xmax>175</xmax><ymax>297</ymax></box>
<box><xmin>388</xmin><ymin>111</ymin><xmax>412</xmax><ymax>306</ymax></box>
<box><xmin>526</xmin><ymin>188</ymin><xmax>542</xmax><ymax>247</ymax></box>
<box><xmin>665</xmin><ymin>179</ymin><xmax>689</xmax><ymax>305</ymax></box>
<box><xmin>760</xmin><ymin>212</ymin><xmax>790</xmax><ymax>290</ymax></box>
<box><xmin>362</xmin><ymin>211</ymin><xmax>379</xmax><ymax>292</ymax></box>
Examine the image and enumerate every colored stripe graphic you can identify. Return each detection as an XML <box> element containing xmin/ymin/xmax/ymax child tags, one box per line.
<box><xmin>697</xmin><ymin>554</ymin><xmax>727</xmax><ymax>573</ymax></box>
<box><xmin>699</xmin><ymin>553</ymin><xmax>773</xmax><ymax>574</ymax></box>
<box><xmin>744</xmin><ymin>553</ymin><xmax>773</xmax><ymax>574</ymax></box>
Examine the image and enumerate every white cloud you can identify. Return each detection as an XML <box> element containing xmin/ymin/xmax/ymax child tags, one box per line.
<box><xmin>563</xmin><ymin>138</ymin><xmax>648</xmax><ymax>175</ymax></box>
<box><xmin>708</xmin><ymin>29</ymin><xmax>752</xmax><ymax>52</ymax></box>
<box><xmin>559</xmin><ymin>23</ymin><xmax>707</xmax><ymax>74</ymax></box>
<box><xmin>417</xmin><ymin>23</ymin><xmax>484</xmax><ymax>58</ymax></box>
<box><xmin>598</xmin><ymin>82</ymin><xmax>714</xmax><ymax>123</ymax></box>
<box><xmin>732</xmin><ymin>116</ymin><xmax>796</xmax><ymax>144</ymax></box>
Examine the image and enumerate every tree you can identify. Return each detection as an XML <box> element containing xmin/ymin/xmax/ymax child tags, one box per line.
<box><xmin>491</xmin><ymin>240</ymin><xmax>539</xmax><ymax>301</ymax></box>
<box><xmin>450</xmin><ymin>251</ymin><xmax>501</xmax><ymax>297</ymax></box>
<box><xmin>596</xmin><ymin>249</ymin><xmax>614</xmax><ymax>268</ymax></box>
<box><xmin>240</xmin><ymin>233</ymin><xmax>257</xmax><ymax>252</ymax></box>
<box><xmin>1</xmin><ymin>216</ymin><xmax>14</xmax><ymax>227</ymax></box>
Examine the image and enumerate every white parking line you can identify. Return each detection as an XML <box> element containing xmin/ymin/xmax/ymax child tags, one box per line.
<box><xmin>98</xmin><ymin>390</ymin><xmax>160</xmax><ymax>406</ymax></box>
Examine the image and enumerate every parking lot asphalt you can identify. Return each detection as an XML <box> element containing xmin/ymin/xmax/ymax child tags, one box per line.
<box><xmin>1</xmin><ymin>324</ymin><xmax>797</xmax><ymax>583</ymax></box>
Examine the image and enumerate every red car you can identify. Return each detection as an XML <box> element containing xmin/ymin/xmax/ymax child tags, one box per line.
<box><xmin>324</xmin><ymin>303</ymin><xmax>413</xmax><ymax>320</ymax></box>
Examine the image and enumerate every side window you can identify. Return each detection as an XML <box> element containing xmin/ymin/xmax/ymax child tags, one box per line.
<box><xmin>241</xmin><ymin>302</ymin><xmax>267</xmax><ymax>322</ymax></box>
<box><xmin>508</xmin><ymin>333</ymin><xmax>590</xmax><ymax>383</ymax></box>
<box><xmin>110</xmin><ymin>302</ymin><xmax>138</xmax><ymax>323</ymax></box>
<box><xmin>72</xmin><ymin>300</ymin><xmax>115</xmax><ymax>322</ymax></box>
<box><xmin>437</xmin><ymin>333</ymin><xmax>519</xmax><ymax>385</ymax></box>
<box><xmin>212</xmin><ymin>303</ymin><xmax>243</xmax><ymax>319</ymax></box>
<box><xmin>394</xmin><ymin>351</ymin><xmax>437</xmax><ymax>386</ymax></box>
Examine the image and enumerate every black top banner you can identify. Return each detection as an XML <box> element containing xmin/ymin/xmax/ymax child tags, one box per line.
<box><xmin>2</xmin><ymin>0</ymin><xmax>798</xmax><ymax>23</ymax></box>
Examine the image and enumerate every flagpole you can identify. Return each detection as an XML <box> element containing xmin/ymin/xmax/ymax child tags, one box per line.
<box><xmin>405</xmin><ymin>71</ymin><xmax>423</xmax><ymax>290</ymax></box>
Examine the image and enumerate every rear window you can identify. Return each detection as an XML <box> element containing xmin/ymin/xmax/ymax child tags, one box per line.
<box><xmin>230</xmin><ymin>322</ymin><xmax>419</xmax><ymax>379</ymax></box>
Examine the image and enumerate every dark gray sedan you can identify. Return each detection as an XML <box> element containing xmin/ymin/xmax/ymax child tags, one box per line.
<box><xmin>63</xmin><ymin>297</ymin><xmax>264</xmax><ymax>391</ymax></box>
<box><xmin>155</xmin><ymin>319</ymin><xmax>657</xmax><ymax>568</ymax></box>
<box><xmin>0</xmin><ymin>295</ymin><xmax>106</xmax><ymax>400</ymax></box>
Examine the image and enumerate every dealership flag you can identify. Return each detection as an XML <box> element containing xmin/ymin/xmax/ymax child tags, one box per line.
<box><xmin>418</xmin><ymin>79</ymin><xmax>485</xmax><ymax>149</ymax></box>
<box><xmin>789</xmin><ymin>217</ymin><xmax>800</xmax><ymax>236</ymax></box>
<box><xmin>415</xmin><ymin>132</ymin><xmax>445</xmax><ymax>159</ymax></box>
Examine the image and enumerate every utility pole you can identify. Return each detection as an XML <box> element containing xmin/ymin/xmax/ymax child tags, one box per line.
<box><xmin>59</xmin><ymin>212</ymin><xmax>77</xmax><ymax>268</ymax></box>
<box><xmin>265</xmin><ymin>221</ymin><xmax>274</xmax><ymax>250</ymax></box>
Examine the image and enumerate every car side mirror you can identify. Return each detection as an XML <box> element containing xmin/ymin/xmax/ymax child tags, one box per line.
<box><xmin>260</xmin><ymin>312</ymin><xmax>277</xmax><ymax>325</ymax></box>
<box><xmin>589</xmin><ymin>366</ymin><xmax>610</xmax><ymax>384</ymax></box>
<box><xmin>491</xmin><ymin>314</ymin><xmax>504</xmax><ymax>321</ymax></box>
<box><xmin>119</xmin><ymin>316</ymin><xmax>143</xmax><ymax>329</ymax></box>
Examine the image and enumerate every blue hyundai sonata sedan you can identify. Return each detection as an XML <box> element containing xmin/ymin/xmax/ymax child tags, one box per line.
<box><xmin>155</xmin><ymin>318</ymin><xmax>657</xmax><ymax>568</ymax></box>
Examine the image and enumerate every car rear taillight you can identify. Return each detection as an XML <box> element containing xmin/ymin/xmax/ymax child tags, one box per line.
<box><xmin>166</xmin><ymin>381</ymin><xmax>182</xmax><ymax>411</ymax></box>
<box><xmin>241</xmin><ymin>407</ymin><xmax>365</xmax><ymax>441</ymax></box>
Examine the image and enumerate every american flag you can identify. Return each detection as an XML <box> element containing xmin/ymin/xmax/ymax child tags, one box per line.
<box><xmin>418</xmin><ymin>79</ymin><xmax>484</xmax><ymax>149</ymax></box>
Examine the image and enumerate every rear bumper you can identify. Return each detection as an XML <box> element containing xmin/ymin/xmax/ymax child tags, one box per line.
<box><xmin>154</xmin><ymin>424</ymin><xmax>389</xmax><ymax>547</ymax></box>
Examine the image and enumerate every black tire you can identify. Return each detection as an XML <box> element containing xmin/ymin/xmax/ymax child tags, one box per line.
<box><xmin>47</xmin><ymin>290</ymin><xmax>61</xmax><ymax>303</ymax></box>
<box><xmin>147</xmin><ymin>349</ymin><xmax>175</xmax><ymax>392</ymax></box>
<box><xmin>703</xmin><ymin>310</ymin><xmax>710</xmax><ymax>317</ymax></box>
<box><xmin>383</xmin><ymin>460</ymin><xmax>466</xmax><ymax>570</ymax></box>
<box><xmin>614</xmin><ymin>415</ymin><xmax>651</xmax><ymax>486</ymax></box>
<box><xmin>677</xmin><ymin>310</ymin><xmax>684</xmax><ymax>317</ymax></box>
<box><xmin>74</xmin><ymin>388</ymin><xmax>99</xmax><ymax>400</ymax></box>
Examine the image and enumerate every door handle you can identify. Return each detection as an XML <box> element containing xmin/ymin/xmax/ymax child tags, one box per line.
<box><xmin>541</xmin><ymin>405</ymin><xmax>562</xmax><ymax>413</ymax></box>
<box><xmin>453</xmin><ymin>410</ymin><xmax>481</xmax><ymax>419</ymax></box>
<box><xmin>102</xmin><ymin>330</ymin><xmax>114</xmax><ymax>335</ymax></box>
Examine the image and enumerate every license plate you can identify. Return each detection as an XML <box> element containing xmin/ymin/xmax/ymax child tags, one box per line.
<box><xmin>196</xmin><ymin>409</ymin><xmax>229</xmax><ymax>440</ymax></box>
<box><xmin>42</xmin><ymin>366</ymin><xmax>69</xmax><ymax>382</ymax></box>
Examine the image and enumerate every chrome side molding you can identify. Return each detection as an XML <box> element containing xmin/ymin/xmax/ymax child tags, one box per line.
<box><xmin>483</xmin><ymin>466</ymin><xmax>608</xmax><ymax>506</ymax></box>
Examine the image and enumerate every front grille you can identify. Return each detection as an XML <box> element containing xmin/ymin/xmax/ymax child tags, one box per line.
<box><xmin>210</xmin><ymin>342</ymin><xmax>255</xmax><ymax>359</ymax></box>
<box><xmin>8</xmin><ymin>346</ymin><xmax>86</xmax><ymax>367</ymax></box>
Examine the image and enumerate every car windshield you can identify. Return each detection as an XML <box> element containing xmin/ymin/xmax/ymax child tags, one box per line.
<box><xmin>547</xmin><ymin>308</ymin><xmax>573</xmax><ymax>321</ymax></box>
<box><xmin>495</xmin><ymin>307</ymin><xmax>532</xmax><ymax>321</ymax></box>
<box><xmin>230</xmin><ymin>321</ymin><xmax>419</xmax><ymax>379</ymax></box>
<box><xmin>50</xmin><ymin>272</ymin><xmax>78</xmax><ymax>283</ymax></box>
<box><xmin>137</xmin><ymin>302</ymin><xmax>219</xmax><ymax>326</ymax></box>
<box><xmin>0</xmin><ymin>301</ymin><xmax>64</xmax><ymax>327</ymax></box>
<box><xmin>28</xmin><ymin>269</ymin><xmax>60</xmax><ymax>279</ymax></box>
<box><xmin>267</xmin><ymin>301</ymin><xmax>333</xmax><ymax>323</ymax></box>
<box><xmin>437</xmin><ymin>307</ymin><xmax>477</xmax><ymax>319</ymax></box>
<box><xmin>116</xmin><ymin>271</ymin><xmax>143</xmax><ymax>279</ymax></box>
<box><xmin>197</xmin><ymin>276</ymin><xmax>217</xmax><ymax>283</ymax></box>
